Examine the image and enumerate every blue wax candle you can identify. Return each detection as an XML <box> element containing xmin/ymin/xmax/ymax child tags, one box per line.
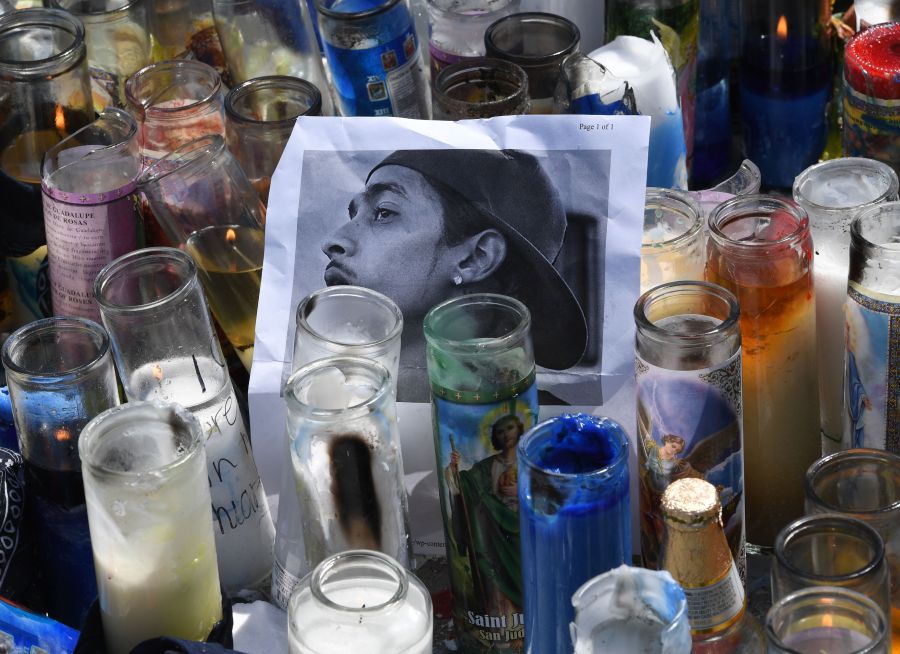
<box><xmin>518</xmin><ymin>413</ymin><xmax>631</xmax><ymax>654</ymax></box>
<box><xmin>740</xmin><ymin>26</ymin><xmax>832</xmax><ymax>189</ymax></box>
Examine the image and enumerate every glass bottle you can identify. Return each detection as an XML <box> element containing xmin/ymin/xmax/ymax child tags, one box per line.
<box><xmin>145</xmin><ymin>0</ymin><xmax>226</xmax><ymax>74</ymax></box>
<box><xmin>1</xmin><ymin>316</ymin><xmax>120</xmax><ymax>628</ymax></box>
<box><xmin>692</xmin><ymin>0</ymin><xmax>730</xmax><ymax>187</ymax></box>
<box><xmin>805</xmin><ymin>449</ymin><xmax>900</xmax><ymax>647</ymax></box>
<box><xmin>634</xmin><ymin>281</ymin><xmax>745</xmax><ymax>578</ymax></box>
<box><xmin>136</xmin><ymin>134</ymin><xmax>265</xmax><ymax>371</ymax></box>
<box><xmin>845</xmin><ymin>201</ymin><xmax>900</xmax><ymax>453</ymax></box>
<box><xmin>0</xmin><ymin>8</ymin><xmax>94</xmax><ymax>325</ymax></box>
<box><xmin>659</xmin><ymin>478</ymin><xmax>764</xmax><ymax>653</ymax></box>
<box><xmin>705</xmin><ymin>195</ymin><xmax>820</xmax><ymax>549</ymax></box>
<box><xmin>606</xmin><ymin>0</ymin><xmax>699</xmax><ymax>170</ymax></box>
<box><xmin>425</xmin><ymin>0</ymin><xmax>519</xmax><ymax>79</ymax></box>
<box><xmin>272</xmin><ymin>285</ymin><xmax>403</xmax><ymax>610</ymax></box>
<box><xmin>484</xmin><ymin>12</ymin><xmax>579</xmax><ymax>115</ymax></box>
<box><xmin>772</xmin><ymin>514</ymin><xmax>892</xmax><ymax>626</ymax></box>
<box><xmin>570</xmin><ymin>565</ymin><xmax>692</xmax><ymax>654</ymax></box>
<box><xmin>41</xmin><ymin>107</ymin><xmax>143</xmax><ymax>322</ymax></box>
<box><xmin>431</xmin><ymin>57</ymin><xmax>529</xmax><ymax>120</ymax></box>
<box><xmin>48</xmin><ymin>0</ymin><xmax>151</xmax><ymax>111</ymax></box>
<box><xmin>315</xmin><ymin>0</ymin><xmax>431</xmax><ymax>118</ymax></box>
<box><xmin>288</xmin><ymin>550</ymin><xmax>432</xmax><ymax>654</ymax></box>
<box><xmin>424</xmin><ymin>293</ymin><xmax>538</xmax><ymax>653</ymax></box>
<box><xmin>843</xmin><ymin>23</ymin><xmax>900</xmax><ymax>177</ymax></box>
<box><xmin>225</xmin><ymin>75</ymin><xmax>323</xmax><ymax>204</ymax></box>
<box><xmin>212</xmin><ymin>0</ymin><xmax>331</xmax><ymax>104</ymax></box>
<box><xmin>79</xmin><ymin>401</ymin><xmax>223</xmax><ymax>654</ymax></box>
<box><xmin>640</xmin><ymin>189</ymin><xmax>704</xmax><ymax>293</ymax></box>
<box><xmin>793</xmin><ymin>158</ymin><xmax>899</xmax><ymax>455</ymax></box>
<box><xmin>766</xmin><ymin>587</ymin><xmax>889</xmax><ymax>654</ymax></box>
<box><xmin>519</xmin><ymin>413</ymin><xmax>631</xmax><ymax>654</ymax></box>
<box><xmin>739</xmin><ymin>0</ymin><xmax>833</xmax><ymax>189</ymax></box>
<box><xmin>284</xmin><ymin>357</ymin><xmax>410</xmax><ymax>569</ymax></box>
<box><xmin>93</xmin><ymin>247</ymin><xmax>275</xmax><ymax>594</ymax></box>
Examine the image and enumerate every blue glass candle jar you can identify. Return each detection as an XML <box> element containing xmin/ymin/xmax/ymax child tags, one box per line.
<box><xmin>518</xmin><ymin>413</ymin><xmax>631</xmax><ymax>654</ymax></box>
<box><xmin>739</xmin><ymin>2</ymin><xmax>833</xmax><ymax>189</ymax></box>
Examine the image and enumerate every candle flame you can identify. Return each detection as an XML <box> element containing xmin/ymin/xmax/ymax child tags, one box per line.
<box><xmin>55</xmin><ymin>428</ymin><xmax>71</xmax><ymax>442</ymax></box>
<box><xmin>152</xmin><ymin>363</ymin><xmax>164</xmax><ymax>382</ymax></box>
<box><xmin>777</xmin><ymin>15</ymin><xmax>788</xmax><ymax>40</ymax></box>
<box><xmin>225</xmin><ymin>228</ymin><xmax>237</xmax><ymax>244</ymax></box>
<box><xmin>54</xmin><ymin>105</ymin><xmax>65</xmax><ymax>133</ymax></box>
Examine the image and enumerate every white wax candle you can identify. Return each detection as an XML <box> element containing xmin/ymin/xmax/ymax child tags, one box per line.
<box><xmin>589</xmin><ymin>35</ymin><xmax>679</xmax><ymax>116</ymax></box>
<box><xmin>289</xmin><ymin>577</ymin><xmax>432</xmax><ymax>654</ymax></box>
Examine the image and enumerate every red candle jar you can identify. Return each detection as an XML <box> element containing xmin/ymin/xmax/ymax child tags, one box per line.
<box><xmin>843</xmin><ymin>22</ymin><xmax>900</xmax><ymax>174</ymax></box>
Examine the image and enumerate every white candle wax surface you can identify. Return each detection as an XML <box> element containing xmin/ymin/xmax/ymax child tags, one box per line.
<box><xmin>289</xmin><ymin>577</ymin><xmax>432</xmax><ymax>654</ymax></box>
<box><xmin>588</xmin><ymin>35</ymin><xmax>679</xmax><ymax>116</ymax></box>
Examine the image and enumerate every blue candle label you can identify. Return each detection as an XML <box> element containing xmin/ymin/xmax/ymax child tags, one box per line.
<box><xmin>431</xmin><ymin>371</ymin><xmax>538</xmax><ymax>653</ymax></box>
<box><xmin>635</xmin><ymin>351</ymin><xmax>746</xmax><ymax>581</ymax></box>
<box><xmin>843</xmin><ymin>85</ymin><xmax>900</xmax><ymax>173</ymax></box>
<box><xmin>842</xmin><ymin>285</ymin><xmax>900</xmax><ymax>454</ymax></box>
<box><xmin>323</xmin><ymin>24</ymin><xmax>429</xmax><ymax>118</ymax></box>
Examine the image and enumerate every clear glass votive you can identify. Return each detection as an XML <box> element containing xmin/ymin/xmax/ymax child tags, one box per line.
<box><xmin>432</xmin><ymin>57</ymin><xmax>529</xmax><ymax>120</ymax></box>
<box><xmin>80</xmin><ymin>401</ymin><xmax>222</xmax><ymax>654</ymax></box>
<box><xmin>766</xmin><ymin>587</ymin><xmax>889</xmax><ymax>654</ymax></box>
<box><xmin>805</xmin><ymin>449</ymin><xmax>900</xmax><ymax>647</ymax></box>
<box><xmin>793</xmin><ymin>158</ymin><xmax>899</xmax><ymax>455</ymax></box>
<box><xmin>225</xmin><ymin>75</ymin><xmax>323</xmax><ymax>204</ymax></box>
<box><xmin>641</xmin><ymin>188</ymin><xmax>704</xmax><ymax>293</ymax></box>
<box><xmin>288</xmin><ymin>550</ymin><xmax>432</xmax><ymax>654</ymax></box>
<box><xmin>426</xmin><ymin>0</ymin><xmax>520</xmax><ymax>78</ymax></box>
<box><xmin>772</xmin><ymin>514</ymin><xmax>892</xmax><ymax>626</ymax></box>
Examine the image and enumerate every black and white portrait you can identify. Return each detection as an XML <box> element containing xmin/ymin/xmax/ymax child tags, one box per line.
<box><xmin>287</xmin><ymin>147</ymin><xmax>611</xmax><ymax>403</ymax></box>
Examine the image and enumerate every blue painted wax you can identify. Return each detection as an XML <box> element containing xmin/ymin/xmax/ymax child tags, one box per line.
<box><xmin>519</xmin><ymin>413</ymin><xmax>631</xmax><ymax>654</ymax></box>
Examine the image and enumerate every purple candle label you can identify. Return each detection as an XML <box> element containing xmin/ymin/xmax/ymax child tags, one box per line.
<box><xmin>41</xmin><ymin>181</ymin><xmax>139</xmax><ymax>321</ymax></box>
<box><xmin>431</xmin><ymin>372</ymin><xmax>538</xmax><ymax>653</ymax></box>
<box><xmin>842</xmin><ymin>285</ymin><xmax>900</xmax><ymax>454</ymax></box>
<box><xmin>635</xmin><ymin>350</ymin><xmax>746</xmax><ymax>581</ymax></box>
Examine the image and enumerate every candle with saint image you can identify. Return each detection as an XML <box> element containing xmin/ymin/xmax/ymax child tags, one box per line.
<box><xmin>739</xmin><ymin>3</ymin><xmax>832</xmax><ymax>189</ymax></box>
<box><xmin>793</xmin><ymin>158</ymin><xmax>899</xmax><ymax>455</ymax></box>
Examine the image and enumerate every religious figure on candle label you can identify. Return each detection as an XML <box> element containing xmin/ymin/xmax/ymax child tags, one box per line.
<box><xmin>842</xmin><ymin>287</ymin><xmax>899</xmax><ymax>454</ymax></box>
<box><xmin>636</xmin><ymin>351</ymin><xmax>746</xmax><ymax>580</ymax></box>
<box><xmin>433</xmin><ymin>376</ymin><xmax>537</xmax><ymax>652</ymax></box>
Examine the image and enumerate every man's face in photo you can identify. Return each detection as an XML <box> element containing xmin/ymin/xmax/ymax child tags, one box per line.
<box><xmin>322</xmin><ymin>165</ymin><xmax>459</xmax><ymax>319</ymax></box>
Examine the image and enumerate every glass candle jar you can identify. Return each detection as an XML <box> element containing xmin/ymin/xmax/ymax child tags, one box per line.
<box><xmin>766</xmin><ymin>587</ymin><xmax>889</xmax><ymax>654</ymax></box>
<box><xmin>288</xmin><ymin>550</ymin><xmax>432</xmax><ymax>654</ymax></box>
<box><xmin>41</xmin><ymin>107</ymin><xmax>142</xmax><ymax>322</ymax></box>
<box><xmin>0</xmin><ymin>8</ymin><xmax>94</xmax><ymax>324</ymax></box>
<box><xmin>315</xmin><ymin>0</ymin><xmax>431</xmax><ymax>118</ymax></box>
<box><xmin>484</xmin><ymin>12</ymin><xmax>579</xmax><ymax>114</ymax></box>
<box><xmin>705</xmin><ymin>195</ymin><xmax>820</xmax><ymax>549</ymax></box>
<box><xmin>793</xmin><ymin>158</ymin><xmax>899</xmax><ymax>455</ymax></box>
<box><xmin>225</xmin><ymin>76</ymin><xmax>323</xmax><ymax>204</ymax></box>
<box><xmin>634</xmin><ymin>281</ymin><xmax>745</xmax><ymax>576</ymax></box>
<box><xmin>570</xmin><ymin>565</ymin><xmax>692</xmax><ymax>654</ymax></box>
<box><xmin>845</xmin><ymin>202</ymin><xmax>900</xmax><ymax>453</ymax></box>
<box><xmin>48</xmin><ymin>0</ymin><xmax>151</xmax><ymax>111</ymax></box>
<box><xmin>79</xmin><ymin>401</ymin><xmax>222</xmax><ymax>654</ymax></box>
<box><xmin>94</xmin><ymin>247</ymin><xmax>275</xmax><ymax>594</ymax></box>
<box><xmin>431</xmin><ymin>57</ymin><xmax>529</xmax><ymax>120</ymax></box>
<box><xmin>843</xmin><ymin>23</ymin><xmax>900</xmax><ymax>176</ymax></box>
<box><xmin>424</xmin><ymin>293</ymin><xmax>537</xmax><ymax>653</ymax></box>
<box><xmin>136</xmin><ymin>134</ymin><xmax>265</xmax><ymax>371</ymax></box>
<box><xmin>854</xmin><ymin>1</ymin><xmax>900</xmax><ymax>29</ymax></box>
<box><xmin>519</xmin><ymin>413</ymin><xmax>630</xmax><ymax>654</ymax></box>
<box><xmin>212</xmin><ymin>0</ymin><xmax>330</xmax><ymax>100</ymax></box>
<box><xmin>425</xmin><ymin>0</ymin><xmax>519</xmax><ymax>78</ymax></box>
<box><xmin>772</xmin><ymin>514</ymin><xmax>892</xmax><ymax>627</ymax></box>
<box><xmin>145</xmin><ymin>0</ymin><xmax>225</xmax><ymax>69</ymax></box>
<box><xmin>1</xmin><ymin>316</ymin><xmax>119</xmax><ymax>628</ymax></box>
<box><xmin>805</xmin><ymin>449</ymin><xmax>900</xmax><ymax>647</ymax></box>
<box><xmin>640</xmin><ymin>189</ymin><xmax>704</xmax><ymax>293</ymax></box>
<box><xmin>689</xmin><ymin>159</ymin><xmax>762</xmax><ymax>223</ymax></box>
<box><xmin>284</xmin><ymin>357</ymin><xmax>410</xmax><ymax>570</ymax></box>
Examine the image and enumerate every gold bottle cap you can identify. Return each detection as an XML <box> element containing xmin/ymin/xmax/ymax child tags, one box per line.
<box><xmin>661</xmin><ymin>477</ymin><xmax>720</xmax><ymax>525</ymax></box>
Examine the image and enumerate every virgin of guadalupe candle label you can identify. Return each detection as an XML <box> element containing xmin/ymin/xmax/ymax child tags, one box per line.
<box><xmin>843</xmin><ymin>285</ymin><xmax>900</xmax><ymax>454</ymax></box>
<box><xmin>636</xmin><ymin>351</ymin><xmax>746</xmax><ymax>580</ymax></box>
<box><xmin>432</xmin><ymin>372</ymin><xmax>538</xmax><ymax>652</ymax></box>
<box><xmin>41</xmin><ymin>182</ymin><xmax>139</xmax><ymax>321</ymax></box>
